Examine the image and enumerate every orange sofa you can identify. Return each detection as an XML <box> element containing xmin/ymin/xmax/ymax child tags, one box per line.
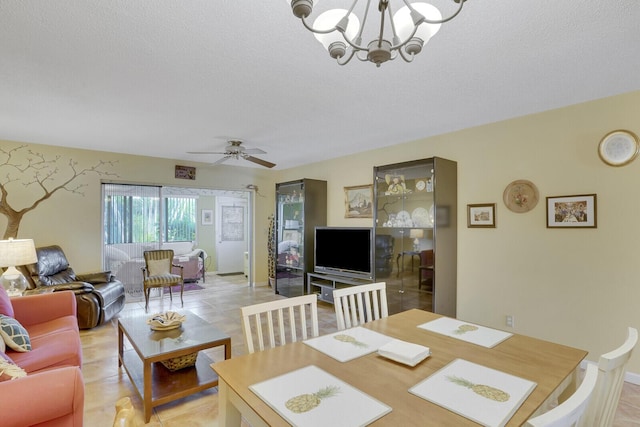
<box><xmin>0</xmin><ymin>288</ymin><xmax>84</xmax><ymax>427</ymax></box>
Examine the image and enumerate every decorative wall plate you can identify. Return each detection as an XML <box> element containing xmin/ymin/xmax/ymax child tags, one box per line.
<box><xmin>503</xmin><ymin>180</ymin><xmax>539</xmax><ymax>213</ymax></box>
<box><xmin>598</xmin><ymin>130</ymin><xmax>640</xmax><ymax>166</ymax></box>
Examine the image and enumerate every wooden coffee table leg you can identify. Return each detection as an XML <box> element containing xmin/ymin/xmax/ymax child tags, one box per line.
<box><xmin>143</xmin><ymin>360</ymin><xmax>152</xmax><ymax>422</ymax></box>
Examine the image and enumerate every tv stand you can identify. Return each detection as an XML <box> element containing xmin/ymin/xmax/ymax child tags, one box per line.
<box><xmin>307</xmin><ymin>272</ymin><xmax>374</xmax><ymax>304</ymax></box>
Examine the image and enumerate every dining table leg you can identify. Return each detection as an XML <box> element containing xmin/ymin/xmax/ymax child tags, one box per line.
<box><xmin>219</xmin><ymin>379</ymin><xmax>242</xmax><ymax>427</ymax></box>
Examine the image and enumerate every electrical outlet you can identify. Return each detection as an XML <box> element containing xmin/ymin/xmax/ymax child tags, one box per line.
<box><xmin>505</xmin><ymin>315</ymin><xmax>514</xmax><ymax>328</ymax></box>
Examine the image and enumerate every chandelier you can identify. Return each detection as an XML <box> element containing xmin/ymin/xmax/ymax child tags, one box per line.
<box><xmin>287</xmin><ymin>0</ymin><xmax>468</xmax><ymax>67</ymax></box>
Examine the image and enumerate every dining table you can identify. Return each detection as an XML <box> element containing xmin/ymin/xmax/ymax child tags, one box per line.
<box><xmin>211</xmin><ymin>309</ymin><xmax>587</xmax><ymax>426</ymax></box>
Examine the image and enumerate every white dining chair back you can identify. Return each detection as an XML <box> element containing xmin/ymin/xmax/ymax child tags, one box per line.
<box><xmin>581</xmin><ymin>326</ymin><xmax>638</xmax><ymax>427</ymax></box>
<box><xmin>333</xmin><ymin>282</ymin><xmax>388</xmax><ymax>330</ymax></box>
<box><xmin>525</xmin><ymin>364</ymin><xmax>599</xmax><ymax>427</ymax></box>
<box><xmin>240</xmin><ymin>294</ymin><xmax>319</xmax><ymax>354</ymax></box>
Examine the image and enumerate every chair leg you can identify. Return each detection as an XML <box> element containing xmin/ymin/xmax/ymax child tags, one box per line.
<box><xmin>144</xmin><ymin>288</ymin><xmax>150</xmax><ymax>312</ymax></box>
<box><xmin>180</xmin><ymin>282</ymin><xmax>184</xmax><ymax>306</ymax></box>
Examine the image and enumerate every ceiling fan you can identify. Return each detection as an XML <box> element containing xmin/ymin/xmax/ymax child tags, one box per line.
<box><xmin>188</xmin><ymin>140</ymin><xmax>276</xmax><ymax>168</ymax></box>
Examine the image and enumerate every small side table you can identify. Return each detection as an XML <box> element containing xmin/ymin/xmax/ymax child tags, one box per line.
<box><xmin>396</xmin><ymin>251</ymin><xmax>421</xmax><ymax>277</ymax></box>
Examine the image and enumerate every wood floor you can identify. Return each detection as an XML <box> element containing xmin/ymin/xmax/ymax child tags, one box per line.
<box><xmin>82</xmin><ymin>274</ymin><xmax>640</xmax><ymax>426</ymax></box>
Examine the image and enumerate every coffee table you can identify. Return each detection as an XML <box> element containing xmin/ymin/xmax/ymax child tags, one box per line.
<box><xmin>118</xmin><ymin>310</ymin><xmax>231</xmax><ymax>422</ymax></box>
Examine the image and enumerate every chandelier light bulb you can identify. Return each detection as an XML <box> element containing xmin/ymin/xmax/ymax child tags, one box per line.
<box><xmin>312</xmin><ymin>9</ymin><xmax>361</xmax><ymax>54</ymax></box>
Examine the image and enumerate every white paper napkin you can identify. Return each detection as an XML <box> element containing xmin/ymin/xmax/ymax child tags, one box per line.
<box><xmin>378</xmin><ymin>339</ymin><xmax>431</xmax><ymax>367</ymax></box>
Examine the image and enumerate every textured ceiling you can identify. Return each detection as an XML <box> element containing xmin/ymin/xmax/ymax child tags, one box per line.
<box><xmin>1</xmin><ymin>0</ymin><xmax>639</xmax><ymax>169</ymax></box>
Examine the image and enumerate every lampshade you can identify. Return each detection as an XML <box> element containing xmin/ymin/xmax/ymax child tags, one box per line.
<box><xmin>313</xmin><ymin>9</ymin><xmax>361</xmax><ymax>51</ymax></box>
<box><xmin>0</xmin><ymin>238</ymin><xmax>37</xmax><ymax>268</ymax></box>
<box><xmin>393</xmin><ymin>3</ymin><xmax>442</xmax><ymax>44</ymax></box>
<box><xmin>409</xmin><ymin>229</ymin><xmax>424</xmax><ymax>239</ymax></box>
<box><xmin>0</xmin><ymin>238</ymin><xmax>37</xmax><ymax>296</ymax></box>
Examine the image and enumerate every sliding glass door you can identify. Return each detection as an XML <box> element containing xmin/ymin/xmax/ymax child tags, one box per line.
<box><xmin>102</xmin><ymin>183</ymin><xmax>162</xmax><ymax>299</ymax></box>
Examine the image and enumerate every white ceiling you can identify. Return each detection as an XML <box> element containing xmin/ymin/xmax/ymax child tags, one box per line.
<box><xmin>1</xmin><ymin>1</ymin><xmax>639</xmax><ymax>170</ymax></box>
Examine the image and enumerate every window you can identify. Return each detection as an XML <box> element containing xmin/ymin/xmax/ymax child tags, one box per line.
<box><xmin>164</xmin><ymin>197</ymin><xmax>196</xmax><ymax>242</ymax></box>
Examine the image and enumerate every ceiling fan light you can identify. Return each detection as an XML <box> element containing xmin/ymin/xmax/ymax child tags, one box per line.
<box><xmin>393</xmin><ymin>3</ymin><xmax>442</xmax><ymax>44</ymax></box>
<box><xmin>313</xmin><ymin>9</ymin><xmax>360</xmax><ymax>52</ymax></box>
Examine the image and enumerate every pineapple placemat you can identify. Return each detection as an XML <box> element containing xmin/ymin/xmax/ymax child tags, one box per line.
<box><xmin>410</xmin><ymin>358</ymin><xmax>536</xmax><ymax>427</ymax></box>
<box><xmin>303</xmin><ymin>326</ymin><xmax>394</xmax><ymax>362</ymax></box>
<box><xmin>250</xmin><ymin>365</ymin><xmax>391</xmax><ymax>426</ymax></box>
<box><xmin>418</xmin><ymin>317</ymin><xmax>512</xmax><ymax>348</ymax></box>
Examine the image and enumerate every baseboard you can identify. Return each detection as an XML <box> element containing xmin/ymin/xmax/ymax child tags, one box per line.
<box><xmin>580</xmin><ymin>359</ymin><xmax>640</xmax><ymax>385</ymax></box>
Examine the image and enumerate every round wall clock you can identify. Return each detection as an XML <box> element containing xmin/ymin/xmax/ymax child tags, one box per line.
<box><xmin>598</xmin><ymin>130</ymin><xmax>639</xmax><ymax>167</ymax></box>
<box><xmin>503</xmin><ymin>180</ymin><xmax>539</xmax><ymax>213</ymax></box>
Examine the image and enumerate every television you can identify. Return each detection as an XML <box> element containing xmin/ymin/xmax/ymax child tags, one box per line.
<box><xmin>314</xmin><ymin>227</ymin><xmax>373</xmax><ymax>280</ymax></box>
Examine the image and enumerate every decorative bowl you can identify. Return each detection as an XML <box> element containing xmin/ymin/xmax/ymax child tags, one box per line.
<box><xmin>147</xmin><ymin>311</ymin><xmax>186</xmax><ymax>331</ymax></box>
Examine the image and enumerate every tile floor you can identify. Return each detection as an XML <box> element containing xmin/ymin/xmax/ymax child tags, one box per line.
<box><xmin>82</xmin><ymin>274</ymin><xmax>640</xmax><ymax>426</ymax></box>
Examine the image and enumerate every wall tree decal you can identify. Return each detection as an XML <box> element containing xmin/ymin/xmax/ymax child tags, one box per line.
<box><xmin>0</xmin><ymin>144</ymin><xmax>118</xmax><ymax>239</ymax></box>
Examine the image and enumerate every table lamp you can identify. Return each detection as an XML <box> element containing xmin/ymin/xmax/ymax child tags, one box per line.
<box><xmin>409</xmin><ymin>229</ymin><xmax>424</xmax><ymax>252</ymax></box>
<box><xmin>0</xmin><ymin>238</ymin><xmax>37</xmax><ymax>297</ymax></box>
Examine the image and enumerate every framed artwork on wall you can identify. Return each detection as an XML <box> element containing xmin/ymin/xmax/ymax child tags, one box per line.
<box><xmin>201</xmin><ymin>209</ymin><xmax>213</xmax><ymax>225</ymax></box>
<box><xmin>467</xmin><ymin>203</ymin><xmax>496</xmax><ymax>228</ymax></box>
<box><xmin>546</xmin><ymin>194</ymin><xmax>597</xmax><ymax>228</ymax></box>
<box><xmin>344</xmin><ymin>185</ymin><xmax>373</xmax><ymax>218</ymax></box>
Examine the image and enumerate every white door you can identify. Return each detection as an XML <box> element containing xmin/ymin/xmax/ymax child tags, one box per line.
<box><xmin>215</xmin><ymin>196</ymin><xmax>248</xmax><ymax>274</ymax></box>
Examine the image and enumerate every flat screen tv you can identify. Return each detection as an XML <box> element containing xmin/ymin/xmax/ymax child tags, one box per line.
<box><xmin>314</xmin><ymin>227</ymin><xmax>373</xmax><ymax>280</ymax></box>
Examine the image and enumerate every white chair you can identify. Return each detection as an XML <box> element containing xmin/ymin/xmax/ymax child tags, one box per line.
<box><xmin>333</xmin><ymin>282</ymin><xmax>388</xmax><ymax>330</ymax></box>
<box><xmin>525</xmin><ymin>364</ymin><xmax>598</xmax><ymax>427</ymax></box>
<box><xmin>240</xmin><ymin>294</ymin><xmax>319</xmax><ymax>354</ymax></box>
<box><xmin>581</xmin><ymin>326</ymin><xmax>638</xmax><ymax>427</ymax></box>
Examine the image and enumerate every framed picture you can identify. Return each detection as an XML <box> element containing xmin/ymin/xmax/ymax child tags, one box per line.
<box><xmin>546</xmin><ymin>194</ymin><xmax>597</xmax><ymax>228</ymax></box>
<box><xmin>175</xmin><ymin>165</ymin><xmax>196</xmax><ymax>180</ymax></box>
<box><xmin>467</xmin><ymin>203</ymin><xmax>496</xmax><ymax>228</ymax></box>
<box><xmin>201</xmin><ymin>209</ymin><xmax>213</xmax><ymax>225</ymax></box>
<box><xmin>344</xmin><ymin>185</ymin><xmax>373</xmax><ymax>218</ymax></box>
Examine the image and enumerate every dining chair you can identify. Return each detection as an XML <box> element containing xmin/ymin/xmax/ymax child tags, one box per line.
<box><xmin>333</xmin><ymin>282</ymin><xmax>388</xmax><ymax>330</ymax></box>
<box><xmin>142</xmin><ymin>250</ymin><xmax>184</xmax><ymax>312</ymax></box>
<box><xmin>240</xmin><ymin>294</ymin><xmax>319</xmax><ymax>354</ymax></box>
<box><xmin>581</xmin><ymin>326</ymin><xmax>638</xmax><ymax>427</ymax></box>
<box><xmin>525</xmin><ymin>363</ymin><xmax>598</xmax><ymax>427</ymax></box>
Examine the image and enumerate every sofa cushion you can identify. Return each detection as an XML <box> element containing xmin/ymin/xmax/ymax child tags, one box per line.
<box><xmin>0</xmin><ymin>285</ymin><xmax>14</xmax><ymax>318</ymax></box>
<box><xmin>0</xmin><ymin>314</ymin><xmax>32</xmax><ymax>352</ymax></box>
<box><xmin>0</xmin><ymin>357</ymin><xmax>27</xmax><ymax>381</ymax></box>
<box><xmin>9</xmin><ymin>328</ymin><xmax>81</xmax><ymax>373</ymax></box>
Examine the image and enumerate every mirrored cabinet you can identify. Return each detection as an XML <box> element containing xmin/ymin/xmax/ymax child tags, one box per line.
<box><xmin>373</xmin><ymin>157</ymin><xmax>457</xmax><ymax>317</ymax></box>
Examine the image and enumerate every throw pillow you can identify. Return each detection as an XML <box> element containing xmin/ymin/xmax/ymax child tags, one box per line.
<box><xmin>0</xmin><ymin>358</ymin><xmax>27</xmax><ymax>381</ymax></box>
<box><xmin>0</xmin><ymin>335</ymin><xmax>5</xmax><ymax>353</ymax></box>
<box><xmin>0</xmin><ymin>314</ymin><xmax>31</xmax><ymax>352</ymax></box>
<box><xmin>0</xmin><ymin>285</ymin><xmax>15</xmax><ymax>317</ymax></box>
<box><xmin>147</xmin><ymin>259</ymin><xmax>170</xmax><ymax>276</ymax></box>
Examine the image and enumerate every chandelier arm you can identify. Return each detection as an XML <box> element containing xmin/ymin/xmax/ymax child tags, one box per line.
<box><xmin>398</xmin><ymin>48</ymin><xmax>416</xmax><ymax>63</ymax></box>
<box><xmin>336</xmin><ymin>49</ymin><xmax>358</xmax><ymax>65</ymax></box>
<box><xmin>409</xmin><ymin>0</ymin><xmax>466</xmax><ymax>25</ymax></box>
<box><xmin>301</xmin><ymin>15</ymin><xmax>342</xmax><ymax>35</ymax></box>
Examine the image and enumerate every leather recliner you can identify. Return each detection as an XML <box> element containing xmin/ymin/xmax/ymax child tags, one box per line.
<box><xmin>22</xmin><ymin>245</ymin><xmax>126</xmax><ymax>329</ymax></box>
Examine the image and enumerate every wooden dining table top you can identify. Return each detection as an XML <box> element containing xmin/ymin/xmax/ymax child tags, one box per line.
<box><xmin>212</xmin><ymin>309</ymin><xmax>587</xmax><ymax>426</ymax></box>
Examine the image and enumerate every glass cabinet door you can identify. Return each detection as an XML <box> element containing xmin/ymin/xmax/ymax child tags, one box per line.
<box><xmin>374</xmin><ymin>160</ymin><xmax>436</xmax><ymax>314</ymax></box>
<box><xmin>374</xmin><ymin>157</ymin><xmax>457</xmax><ymax>317</ymax></box>
<box><xmin>276</xmin><ymin>182</ymin><xmax>305</xmax><ymax>297</ymax></box>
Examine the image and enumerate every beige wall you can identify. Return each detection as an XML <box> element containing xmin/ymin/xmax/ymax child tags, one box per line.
<box><xmin>275</xmin><ymin>90</ymin><xmax>640</xmax><ymax>375</ymax></box>
<box><xmin>3</xmin><ymin>90</ymin><xmax>639</xmax><ymax>375</ymax></box>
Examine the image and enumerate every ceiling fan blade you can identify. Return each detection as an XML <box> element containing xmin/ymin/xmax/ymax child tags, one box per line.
<box><xmin>212</xmin><ymin>156</ymin><xmax>231</xmax><ymax>165</ymax></box>
<box><xmin>243</xmin><ymin>148</ymin><xmax>266</xmax><ymax>155</ymax></box>
<box><xmin>245</xmin><ymin>155</ymin><xmax>276</xmax><ymax>168</ymax></box>
<box><xmin>187</xmin><ymin>151</ymin><xmax>228</xmax><ymax>155</ymax></box>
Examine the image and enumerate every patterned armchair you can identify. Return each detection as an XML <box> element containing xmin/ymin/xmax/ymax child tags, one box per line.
<box><xmin>142</xmin><ymin>250</ymin><xmax>184</xmax><ymax>311</ymax></box>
